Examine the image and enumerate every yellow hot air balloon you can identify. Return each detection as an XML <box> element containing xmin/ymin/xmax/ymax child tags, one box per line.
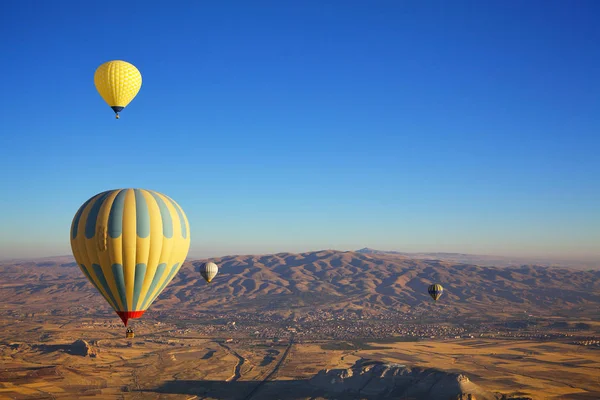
<box><xmin>94</xmin><ymin>60</ymin><xmax>142</xmax><ymax>119</ymax></box>
<box><xmin>70</xmin><ymin>189</ymin><xmax>190</xmax><ymax>326</ymax></box>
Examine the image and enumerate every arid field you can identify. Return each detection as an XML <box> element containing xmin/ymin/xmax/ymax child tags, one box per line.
<box><xmin>2</xmin><ymin>315</ymin><xmax>600</xmax><ymax>399</ymax></box>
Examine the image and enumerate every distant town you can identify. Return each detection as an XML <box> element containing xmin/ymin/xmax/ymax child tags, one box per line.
<box><xmin>6</xmin><ymin>306</ymin><xmax>598</xmax><ymax>349</ymax></box>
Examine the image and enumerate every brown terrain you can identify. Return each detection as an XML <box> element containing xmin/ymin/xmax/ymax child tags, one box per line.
<box><xmin>1</xmin><ymin>250</ymin><xmax>600</xmax><ymax>399</ymax></box>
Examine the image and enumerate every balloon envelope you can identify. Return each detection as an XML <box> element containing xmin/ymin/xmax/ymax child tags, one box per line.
<box><xmin>70</xmin><ymin>189</ymin><xmax>190</xmax><ymax>326</ymax></box>
<box><xmin>94</xmin><ymin>60</ymin><xmax>142</xmax><ymax>118</ymax></box>
<box><xmin>198</xmin><ymin>262</ymin><xmax>218</xmax><ymax>283</ymax></box>
<box><xmin>428</xmin><ymin>284</ymin><xmax>444</xmax><ymax>301</ymax></box>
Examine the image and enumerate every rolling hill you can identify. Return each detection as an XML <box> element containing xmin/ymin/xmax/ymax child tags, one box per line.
<box><xmin>1</xmin><ymin>250</ymin><xmax>600</xmax><ymax>321</ymax></box>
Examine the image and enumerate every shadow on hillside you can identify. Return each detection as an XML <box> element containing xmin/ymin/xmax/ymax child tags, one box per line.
<box><xmin>138</xmin><ymin>359</ymin><xmax>509</xmax><ymax>399</ymax></box>
<box><xmin>33</xmin><ymin>344</ymin><xmax>72</xmax><ymax>354</ymax></box>
<box><xmin>140</xmin><ymin>380</ymin><xmax>318</xmax><ymax>400</ymax></box>
<box><xmin>139</xmin><ymin>376</ymin><xmax>493</xmax><ymax>400</ymax></box>
<box><xmin>139</xmin><ymin>378</ymin><xmax>409</xmax><ymax>399</ymax></box>
<box><xmin>562</xmin><ymin>394</ymin><xmax>600</xmax><ymax>400</ymax></box>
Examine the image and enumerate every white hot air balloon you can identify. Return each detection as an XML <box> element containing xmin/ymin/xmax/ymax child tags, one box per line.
<box><xmin>198</xmin><ymin>262</ymin><xmax>219</xmax><ymax>284</ymax></box>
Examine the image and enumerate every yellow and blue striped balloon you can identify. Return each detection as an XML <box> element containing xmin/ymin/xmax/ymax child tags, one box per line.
<box><xmin>428</xmin><ymin>283</ymin><xmax>444</xmax><ymax>302</ymax></box>
<box><xmin>70</xmin><ymin>189</ymin><xmax>190</xmax><ymax>326</ymax></box>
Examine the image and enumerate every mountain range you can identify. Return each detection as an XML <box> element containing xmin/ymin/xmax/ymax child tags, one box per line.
<box><xmin>1</xmin><ymin>250</ymin><xmax>599</xmax><ymax>320</ymax></box>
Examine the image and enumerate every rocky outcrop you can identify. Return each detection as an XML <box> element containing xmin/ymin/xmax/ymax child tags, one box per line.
<box><xmin>309</xmin><ymin>359</ymin><xmax>496</xmax><ymax>400</ymax></box>
<box><xmin>70</xmin><ymin>339</ymin><xmax>97</xmax><ymax>357</ymax></box>
<box><xmin>26</xmin><ymin>366</ymin><xmax>64</xmax><ymax>378</ymax></box>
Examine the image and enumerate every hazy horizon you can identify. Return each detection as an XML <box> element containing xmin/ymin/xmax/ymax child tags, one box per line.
<box><xmin>2</xmin><ymin>245</ymin><xmax>599</xmax><ymax>266</ymax></box>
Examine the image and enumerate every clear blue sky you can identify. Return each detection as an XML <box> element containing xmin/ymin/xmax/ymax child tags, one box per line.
<box><xmin>1</xmin><ymin>0</ymin><xmax>598</xmax><ymax>260</ymax></box>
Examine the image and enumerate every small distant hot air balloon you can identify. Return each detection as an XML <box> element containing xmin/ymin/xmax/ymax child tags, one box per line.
<box><xmin>94</xmin><ymin>60</ymin><xmax>142</xmax><ymax>119</ymax></box>
<box><xmin>198</xmin><ymin>262</ymin><xmax>218</xmax><ymax>284</ymax></box>
<box><xmin>70</xmin><ymin>189</ymin><xmax>190</xmax><ymax>328</ymax></box>
<box><xmin>428</xmin><ymin>284</ymin><xmax>444</xmax><ymax>302</ymax></box>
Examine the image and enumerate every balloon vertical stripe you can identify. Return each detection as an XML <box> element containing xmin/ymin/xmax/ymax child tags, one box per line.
<box><xmin>112</xmin><ymin>264</ymin><xmax>128</xmax><ymax>311</ymax></box>
<box><xmin>134</xmin><ymin>189</ymin><xmax>151</xmax><ymax>238</ymax></box>
<box><xmin>140</xmin><ymin>262</ymin><xmax>167</xmax><ymax>311</ymax></box>
<box><xmin>76</xmin><ymin>195</ymin><xmax>119</xmax><ymax>309</ymax></box>
<box><xmin>85</xmin><ymin>192</ymin><xmax>111</xmax><ymax>239</ymax></box>
<box><xmin>79</xmin><ymin>263</ymin><xmax>107</xmax><ymax>305</ymax></box>
<box><xmin>92</xmin><ymin>263</ymin><xmax>120</xmax><ymax>311</ymax></box>
<box><xmin>108</xmin><ymin>189</ymin><xmax>127</xmax><ymax>238</ymax></box>
<box><xmin>136</xmin><ymin>190</ymin><xmax>165</xmax><ymax>309</ymax></box>
<box><xmin>143</xmin><ymin>262</ymin><xmax>180</xmax><ymax>311</ymax></box>
<box><xmin>133</xmin><ymin>263</ymin><xmax>153</xmax><ymax>312</ymax></box>
<box><xmin>72</xmin><ymin>196</ymin><xmax>96</xmax><ymax>239</ymax></box>
<box><xmin>165</xmin><ymin>195</ymin><xmax>188</xmax><ymax>239</ymax></box>
<box><xmin>149</xmin><ymin>192</ymin><xmax>173</xmax><ymax>238</ymax></box>
<box><xmin>132</xmin><ymin>263</ymin><xmax>147</xmax><ymax>311</ymax></box>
